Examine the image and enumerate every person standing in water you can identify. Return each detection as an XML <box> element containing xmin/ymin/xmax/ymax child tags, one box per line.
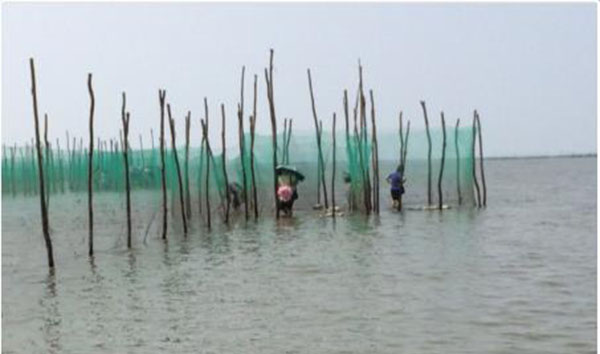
<box><xmin>386</xmin><ymin>166</ymin><xmax>406</xmax><ymax>210</ymax></box>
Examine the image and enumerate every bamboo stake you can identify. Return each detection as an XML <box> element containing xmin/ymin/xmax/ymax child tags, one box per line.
<box><xmin>87</xmin><ymin>73</ymin><xmax>95</xmax><ymax>256</ymax></box>
<box><xmin>438</xmin><ymin>112</ymin><xmax>447</xmax><ymax>210</ymax></box>
<box><xmin>286</xmin><ymin>119</ymin><xmax>293</xmax><ymax>163</ymax></box>
<box><xmin>307</xmin><ymin>69</ymin><xmax>329</xmax><ymax>209</ymax></box>
<box><xmin>221</xmin><ymin>104</ymin><xmax>230</xmax><ymax>224</ymax></box>
<box><xmin>331</xmin><ymin>113</ymin><xmax>336</xmax><ymax>218</ymax></box>
<box><xmin>455</xmin><ymin>119</ymin><xmax>462</xmax><ymax>205</ymax></box>
<box><xmin>476</xmin><ymin>111</ymin><xmax>487</xmax><ymax>206</ymax></box>
<box><xmin>238</xmin><ymin>66</ymin><xmax>249</xmax><ymax>220</ymax></box>
<box><xmin>472</xmin><ymin>113</ymin><xmax>481</xmax><ymax>208</ymax></box>
<box><xmin>316</xmin><ymin>120</ymin><xmax>322</xmax><ymax>205</ymax></box>
<box><xmin>420</xmin><ymin>100</ymin><xmax>432</xmax><ymax>206</ymax></box>
<box><xmin>159</xmin><ymin>89</ymin><xmax>168</xmax><ymax>239</ymax></box>
<box><xmin>121</xmin><ymin>92</ymin><xmax>132</xmax><ymax>247</ymax></box>
<box><xmin>185</xmin><ymin>111</ymin><xmax>191</xmax><ymax>219</ymax></box>
<box><xmin>343</xmin><ymin>89</ymin><xmax>354</xmax><ymax>211</ymax></box>
<box><xmin>139</xmin><ymin>134</ymin><xmax>145</xmax><ymax>169</ymax></box>
<box><xmin>399</xmin><ymin>111</ymin><xmax>404</xmax><ymax>168</ymax></box>
<box><xmin>250</xmin><ymin>74</ymin><xmax>259</xmax><ymax>220</ymax></box>
<box><xmin>29</xmin><ymin>58</ymin><xmax>54</xmax><ymax>268</ymax></box>
<box><xmin>369</xmin><ymin>90</ymin><xmax>379</xmax><ymax>214</ymax></box>
<box><xmin>167</xmin><ymin>104</ymin><xmax>188</xmax><ymax>234</ymax></box>
<box><xmin>265</xmin><ymin>49</ymin><xmax>279</xmax><ymax>218</ymax></box>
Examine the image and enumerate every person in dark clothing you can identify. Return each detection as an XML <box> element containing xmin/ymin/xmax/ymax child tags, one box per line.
<box><xmin>386</xmin><ymin>165</ymin><xmax>406</xmax><ymax>210</ymax></box>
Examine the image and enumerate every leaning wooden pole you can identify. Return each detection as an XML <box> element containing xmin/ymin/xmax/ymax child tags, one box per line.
<box><xmin>87</xmin><ymin>73</ymin><xmax>95</xmax><ymax>256</ymax></box>
<box><xmin>29</xmin><ymin>58</ymin><xmax>54</xmax><ymax>268</ymax></box>
<box><xmin>369</xmin><ymin>90</ymin><xmax>380</xmax><ymax>214</ymax></box>
<box><xmin>438</xmin><ymin>112</ymin><xmax>447</xmax><ymax>210</ymax></box>
<box><xmin>471</xmin><ymin>113</ymin><xmax>481</xmax><ymax>208</ymax></box>
<box><xmin>331</xmin><ymin>113</ymin><xmax>337</xmax><ymax>218</ymax></box>
<box><xmin>455</xmin><ymin>119</ymin><xmax>462</xmax><ymax>205</ymax></box>
<box><xmin>420</xmin><ymin>100</ymin><xmax>432</xmax><ymax>206</ymax></box>
<box><xmin>265</xmin><ymin>49</ymin><xmax>279</xmax><ymax>219</ymax></box>
<box><xmin>221</xmin><ymin>104</ymin><xmax>230</xmax><ymax>224</ymax></box>
<box><xmin>250</xmin><ymin>75</ymin><xmax>259</xmax><ymax>220</ymax></box>
<box><xmin>184</xmin><ymin>111</ymin><xmax>192</xmax><ymax>219</ymax></box>
<box><xmin>399</xmin><ymin>120</ymin><xmax>411</xmax><ymax>211</ymax></box>
<box><xmin>307</xmin><ymin>69</ymin><xmax>329</xmax><ymax>209</ymax></box>
<box><xmin>121</xmin><ymin>92</ymin><xmax>132</xmax><ymax>248</ymax></box>
<box><xmin>238</xmin><ymin>66</ymin><xmax>249</xmax><ymax>220</ymax></box>
<box><xmin>158</xmin><ymin>89</ymin><xmax>168</xmax><ymax>239</ymax></box>
<box><xmin>167</xmin><ymin>104</ymin><xmax>188</xmax><ymax>234</ymax></box>
<box><xmin>399</xmin><ymin>111</ymin><xmax>404</xmax><ymax>169</ymax></box>
<box><xmin>476</xmin><ymin>111</ymin><xmax>487</xmax><ymax>207</ymax></box>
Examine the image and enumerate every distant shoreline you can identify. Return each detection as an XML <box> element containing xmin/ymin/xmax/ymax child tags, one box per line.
<box><xmin>486</xmin><ymin>153</ymin><xmax>596</xmax><ymax>160</ymax></box>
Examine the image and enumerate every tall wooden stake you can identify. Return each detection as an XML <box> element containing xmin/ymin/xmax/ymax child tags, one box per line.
<box><xmin>185</xmin><ymin>111</ymin><xmax>191</xmax><ymax>219</ymax></box>
<box><xmin>203</xmin><ymin>98</ymin><xmax>212</xmax><ymax>229</ymax></box>
<box><xmin>250</xmin><ymin>74</ymin><xmax>259</xmax><ymax>220</ymax></box>
<box><xmin>87</xmin><ymin>73</ymin><xmax>95</xmax><ymax>256</ymax></box>
<box><xmin>455</xmin><ymin>119</ymin><xmax>462</xmax><ymax>205</ymax></box>
<box><xmin>331</xmin><ymin>113</ymin><xmax>336</xmax><ymax>218</ymax></box>
<box><xmin>438</xmin><ymin>112</ymin><xmax>447</xmax><ymax>210</ymax></box>
<box><xmin>472</xmin><ymin>113</ymin><xmax>481</xmax><ymax>208</ymax></box>
<box><xmin>238</xmin><ymin>66</ymin><xmax>249</xmax><ymax>220</ymax></box>
<box><xmin>476</xmin><ymin>111</ymin><xmax>487</xmax><ymax>207</ymax></box>
<box><xmin>420</xmin><ymin>100</ymin><xmax>432</xmax><ymax>206</ymax></box>
<box><xmin>265</xmin><ymin>49</ymin><xmax>279</xmax><ymax>218</ymax></box>
<box><xmin>121</xmin><ymin>92</ymin><xmax>132</xmax><ymax>248</ymax></box>
<box><xmin>221</xmin><ymin>104</ymin><xmax>230</xmax><ymax>224</ymax></box>
<box><xmin>167</xmin><ymin>104</ymin><xmax>188</xmax><ymax>234</ymax></box>
<box><xmin>30</xmin><ymin>58</ymin><xmax>54</xmax><ymax>268</ymax></box>
<box><xmin>307</xmin><ymin>69</ymin><xmax>329</xmax><ymax>209</ymax></box>
<box><xmin>369</xmin><ymin>90</ymin><xmax>379</xmax><ymax>214</ymax></box>
<box><xmin>159</xmin><ymin>89</ymin><xmax>168</xmax><ymax>239</ymax></box>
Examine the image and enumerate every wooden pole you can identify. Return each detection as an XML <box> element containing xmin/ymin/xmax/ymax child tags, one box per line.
<box><xmin>121</xmin><ymin>92</ymin><xmax>132</xmax><ymax>248</ymax></box>
<box><xmin>201</xmin><ymin>119</ymin><xmax>212</xmax><ymax>229</ymax></box>
<box><xmin>307</xmin><ymin>69</ymin><xmax>329</xmax><ymax>209</ymax></box>
<box><xmin>399</xmin><ymin>111</ymin><xmax>404</xmax><ymax>168</ymax></box>
<box><xmin>472</xmin><ymin>113</ymin><xmax>481</xmax><ymax>208</ymax></box>
<box><xmin>221</xmin><ymin>104</ymin><xmax>230</xmax><ymax>224</ymax></box>
<box><xmin>438</xmin><ymin>112</ymin><xmax>447</xmax><ymax>210</ymax></box>
<box><xmin>331</xmin><ymin>113</ymin><xmax>336</xmax><ymax>218</ymax></box>
<box><xmin>29</xmin><ymin>58</ymin><xmax>54</xmax><ymax>268</ymax></box>
<box><xmin>185</xmin><ymin>111</ymin><xmax>191</xmax><ymax>219</ymax></box>
<box><xmin>343</xmin><ymin>89</ymin><xmax>354</xmax><ymax>211</ymax></box>
<box><xmin>358</xmin><ymin>64</ymin><xmax>371</xmax><ymax>213</ymax></box>
<box><xmin>203</xmin><ymin>98</ymin><xmax>212</xmax><ymax>229</ymax></box>
<box><xmin>317</xmin><ymin>120</ymin><xmax>323</xmax><ymax>205</ymax></box>
<box><xmin>476</xmin><ymin>111</ymin><xmax>487</xmax><ymax>207</ymax></box>
<box><xmin>158</xmin><ymin>89</ymin><xmax>168</xmax><ymax>239</ymax></box>
<box><xmin>250</xmin><ymin>74</ymin><xmax>259</xmax><ymax>220</ymax></box>
<box><xmin>167</xmin><ymin>104</ymin><xmax>188</xmax><ymax>234</ymax></box>
<box><xmin>369</xmin><ymin>90</ymin><xmax>379</xmax><ymax>214</ymax></box>
<box><xmin>238</xmin><ymin>66</ymin><xmax>249</xmax><ymax>220</ymax></box>
<box><xmin>420</xmin><ymin>100</ymin><xmax>432</xmax><ymax>206</ymax></box>
<box><xmin>87</xmin><ymin>73</ymin><xmax>95</xmax><ymax>256</ymax></box>
<box><xmin>265</xmin><ymin>49</ymin><xmax>279</xmax><ymax>219</ymax></box>
<box><xmin>400</xmin><ymin>120</ymin><xmax>410</xmax><ymax>211</ymax></box>
<box><xmin>455</xmin><ymin>119</ymin><xmax>462</xmax><ymax>205</ymax></box>
<box><xmin>139</xmin><ymin>134</ymin><xmax>145</xmax><ymax>169</ymax></box>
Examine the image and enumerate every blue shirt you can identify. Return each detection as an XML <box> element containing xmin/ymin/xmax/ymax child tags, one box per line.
<box><xmin>387</xmin><ymin>171</ymin><xmax>403</xmax><ymax>191</ymax></box>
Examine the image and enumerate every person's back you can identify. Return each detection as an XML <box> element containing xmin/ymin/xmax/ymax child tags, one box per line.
<box><xmin>387</xmin><ymin>168</ymin><xmax>405</xmax><ymax>209</ymax></box>
<box><xmin>388</xmin><ymin>171</ymin><xmax>404</xmax><ymax>191</ymax></box>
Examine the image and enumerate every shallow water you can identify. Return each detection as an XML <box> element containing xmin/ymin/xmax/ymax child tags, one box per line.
<box><xmin>2</xmin><ymin>156</ymin><xmax>596</xmax><ymax>353</ymax></box>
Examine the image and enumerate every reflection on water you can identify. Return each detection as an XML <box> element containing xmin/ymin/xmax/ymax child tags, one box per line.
<box><xmin>2</xmin><ymin>157</ymin><xmax>597</xmax><ymax>353</ymax></box>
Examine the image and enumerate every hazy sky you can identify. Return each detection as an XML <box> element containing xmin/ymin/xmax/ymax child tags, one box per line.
<box><xmin>2</xmin><ymin>2</ymin><xmax>597</xmax><ymax>157</ymax></box>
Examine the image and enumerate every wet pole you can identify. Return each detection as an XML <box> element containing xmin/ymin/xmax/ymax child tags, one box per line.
<box><xmin>472</xmin><ymin>112</ymin><xmax>481</xmax><ymax>208</ymax></box>
<box><xmin>167</xmin><ymin>104</ymin><xmax>188</xmax><ymax>235</ymax></box>
<box><xmin>438</xmin><ymin>112</ymin><xmax>447</xmax><ymax>210</ymax></box>
<box><xmin>221</xmin><ymin>104</ymin><xmax>230</xmax><ymax>225</ymax></box>
<box><xmin>331</xmin><ymin>113</ymin><xmax>336</xmax><ymax>218</ymax></box>
<box><xmin>29</xmin><ymin>58</ymin><xmax>54</xmax><ymax>268</ymax></box>
<box><xmin>87</xmin><ymin>73</ymin><xmax>95</xmax><ymax>256</ymax></box>
<box><xmin>121</xmin><ymin>92</ymin><xmax>132</xmax><ymax>248</ymax></box>
<box><xmin>238</xmin><ymin>66</ymin><xmax>249</xmax><ymax>221</ymax></box>
<box><xmin>265</xmin><ymin>49</ymin><xmax>279</xmax><ymax>219</ymax></box>
<box><xmin>185</xmin><ymin>111</ymin><xmax>191</xmax><ymax>219</ymax></box>
<box><xmin>250</xmin><ymin>75</ymin><xmax>259</xmax><ymax>220</ymax></box>
<box><xmin>455</xmin><ymin>119</ymin><xmax>462</xmax><ymax>205</ymax></box>
<box><xmin>369</xmin><ymin>90</ymin><xmax>379</xmax><ymax>214</ymax></box>
<box><xmin>307</xmin><ymin>69</ymin><xmax>329</xmax><ymax>209</ymax></box>
<box><xmin>159</xmin><ymin>89</ymin><xmax>168</xmax><ymax>239</ymax></box>
<box><xmin>420</xmin><ymin>100</ymin><xmax>432</xmax><ymax>206</ymax></box>
<box><xmin>476</xmin><ymin>111</ymin><xmax>487</xmax><ymax>207</ymax></box>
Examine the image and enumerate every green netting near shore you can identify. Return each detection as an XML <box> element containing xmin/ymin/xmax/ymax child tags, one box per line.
<box><xmin>2</xmin><ymin>124</ymin><xmax>475</xmax><ymax>211</ymax></box>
